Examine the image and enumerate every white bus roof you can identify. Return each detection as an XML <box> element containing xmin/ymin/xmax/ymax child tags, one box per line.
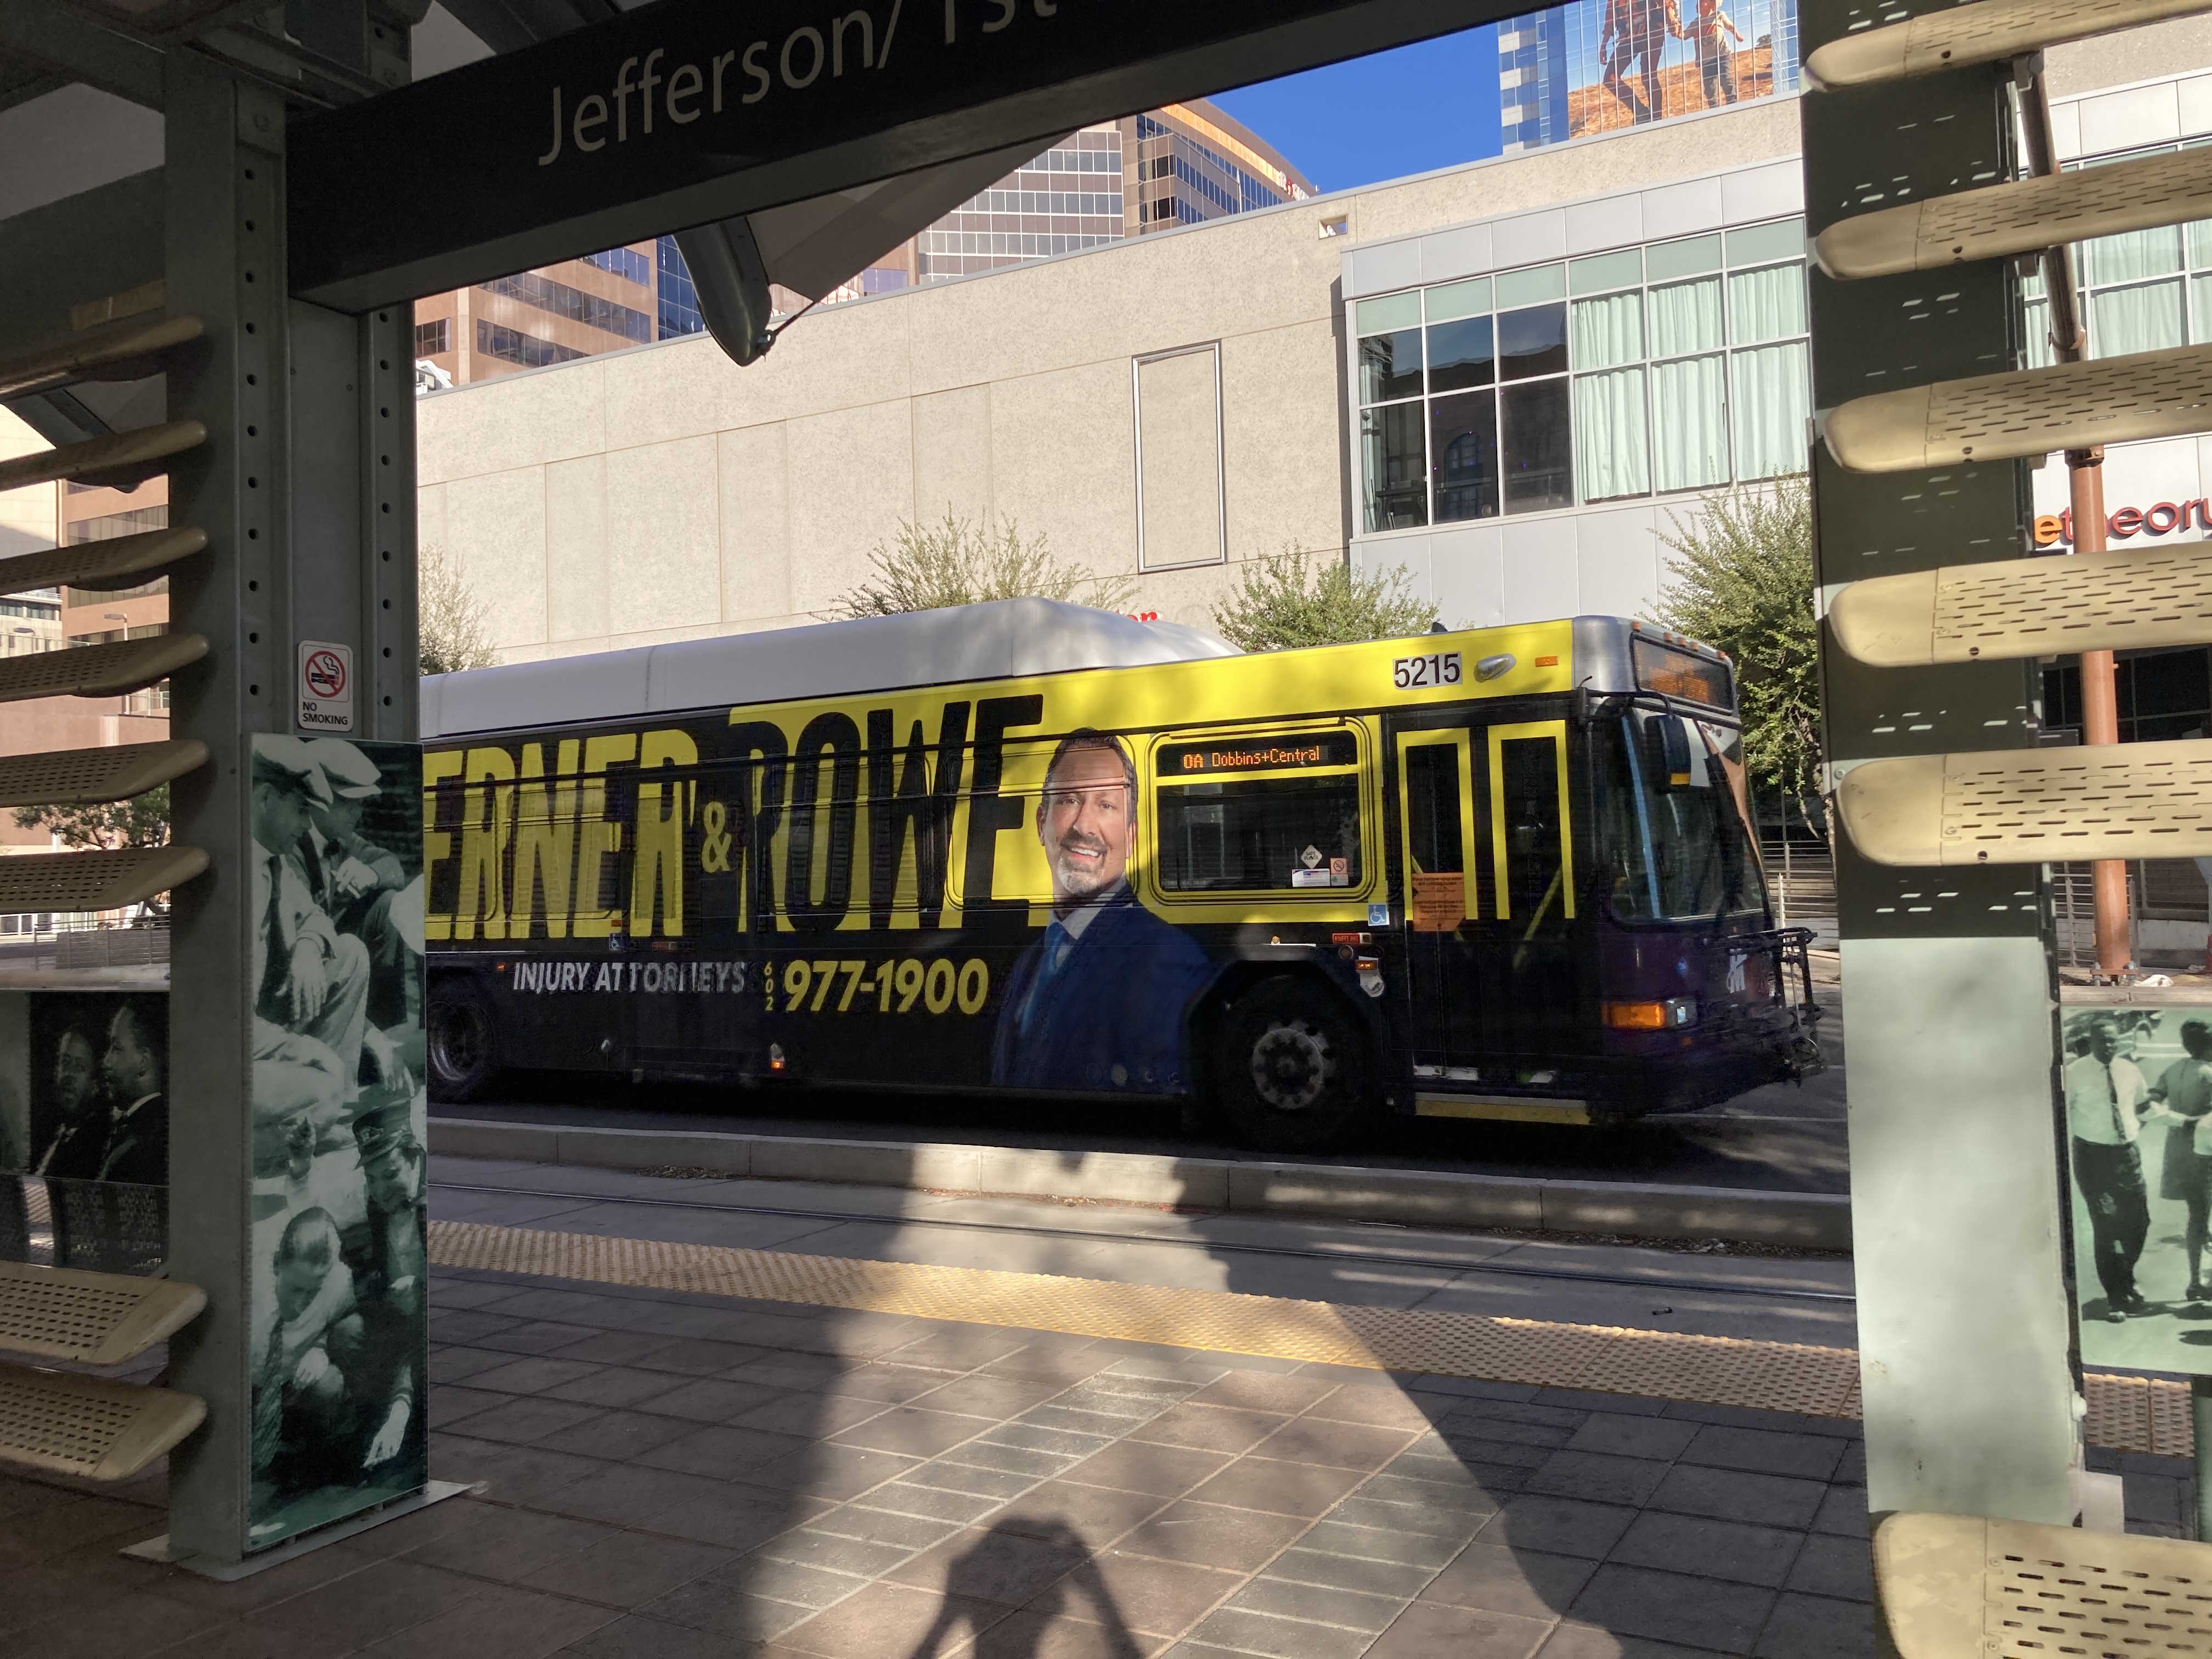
<box><xmin>421</xmin><ymin>599</ymin><xmax>1243</xmax><ymax>740</ymax></box>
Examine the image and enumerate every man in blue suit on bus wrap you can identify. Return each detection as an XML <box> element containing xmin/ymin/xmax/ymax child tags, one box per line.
<box><xmin>991</xmin><ymin>730</ymin><xmax>1215</xmax><ymax>1094</ymax></box>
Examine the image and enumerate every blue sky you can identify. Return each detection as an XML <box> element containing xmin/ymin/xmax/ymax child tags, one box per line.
<box><xmin>1210</xmin><ymin>27</ymin><xmax>1504</xmax><ymax>195</ymax></box>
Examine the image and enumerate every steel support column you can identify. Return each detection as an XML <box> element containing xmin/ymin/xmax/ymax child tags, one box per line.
<box><xmin>1801</xmin><ymin>9</ymin><xmax>2080</xmax><ymax>1522</ymax></box>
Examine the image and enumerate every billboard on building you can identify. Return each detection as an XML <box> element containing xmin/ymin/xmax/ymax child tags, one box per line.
<box><xmin>1500</xmin><ymin>0</ymin><xmax>1800</xmax><ymax>150</ymax></box>
<box><xmin>246</xmin><ymin>734</ymin><xmax>428</xmax><ymax>1550</ymax></box>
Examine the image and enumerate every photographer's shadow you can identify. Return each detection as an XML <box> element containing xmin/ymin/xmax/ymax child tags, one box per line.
<box><xmin>905</xmin><ymin>1517</ymin><xmax>1141</xmax><ymax>1659</ymax></box>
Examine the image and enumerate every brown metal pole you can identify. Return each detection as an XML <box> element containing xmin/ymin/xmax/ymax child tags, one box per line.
<box><xmin>2068</xmin><ymin>445</ymin><xmax>2129</xmax><ymax>976</ymax></box>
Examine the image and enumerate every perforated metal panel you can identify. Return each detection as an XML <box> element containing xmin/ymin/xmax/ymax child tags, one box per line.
<box><xmin>0</xmin><ymin>740</ymin><xmax>207</xmax><ymax>809</ymax></box>
<box><xmin>1828</xmin><ymin>545</ymin><xmax>2212</xmax><ymax>666</ymax></box>
<box><xmin>1838</xmin><ymin>740</ymin><xmax>2212</xmax><ymax>866</ymax></box>
<box><xmin>0</xmin><ymin>845</ymin><xmax>208</xmax><ymax>915</ymax></box>
<box><xmin>1826</xmin><ymin>345</ymin><xmax>2212</xmax><ymax>472</ymax></box>
<box><xmin>1804</xmin><ymin>0</ymin><xmax>2212</xmax><ymax>88</ymax></box>
<box><xmin>0</xmin><ymin>527</ymin><xmax>207</xmax><ymax>602</ymax></box>
<box><xmin>0</xmin><ymin>1362</ymin><xmax>205</xmax><ymax>1482</ymax></box>
<box><xmin>1816</xmin><ymin>146</ymin><xmax>2212</xmax><ymax>279</ymax></box>
<box><xmin>0</xmin><ymin>1262</ymin><xmax>204</xmax><ymax>1364</ymax></box>
<box><xmin>0</xmin><ymin>632</ymin><xmax>207</xmax><ymax>704</ymax></box>
<box><xmin>0</xmin><ymin>420</ymin><xmax>207</xmax><ymax>494</ymax></box>
<box><xmin>0</xmin><ymin>314</ymin><xmax>202</xmax><ymax>402</ymax></box>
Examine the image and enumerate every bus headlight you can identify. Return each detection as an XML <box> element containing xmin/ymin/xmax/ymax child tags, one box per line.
<box><xmin>1604</xmin><ymin>998</ymin><xmax>1698</xmax><ymax>1031</ymax></box>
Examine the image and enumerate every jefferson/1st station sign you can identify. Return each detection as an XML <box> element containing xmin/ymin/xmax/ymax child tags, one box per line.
<box><xmin>287</xmin><ymin>0</ymin><xmax>1515</xmax><ymax>311</ymax></box>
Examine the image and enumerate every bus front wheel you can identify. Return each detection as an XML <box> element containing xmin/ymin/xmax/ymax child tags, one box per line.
<box><xmin>428</xmin><ymin>980</ymin><xmax>499</xmax><ymax>1102</ymax></box>
<box><xmin>1212</xmin><ymin>979</ymin><xmax>1372</xmax><ymax>1154</ymax></box>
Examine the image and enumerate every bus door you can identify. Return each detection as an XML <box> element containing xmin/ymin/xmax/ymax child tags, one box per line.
<box><xmin>1390</xmin><ymin>712</ymin><xmax>1581</xmax><ymax>1085</ymax></box>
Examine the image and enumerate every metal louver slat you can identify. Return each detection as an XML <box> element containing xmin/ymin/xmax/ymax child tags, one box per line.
<box><xmin>0</xmin><ymin>846</ymin><xmax>209</xmax><ymax>916</ymax></box>
<box><xmin>0</xmin><ymin>421</ymin><xmax>207</xmax><ymax>494</ymax></box>
<box><xmin>1813</xmin><ymin>146</ymin><xmax>2212</xmax><ymax>279</ymax></box>
<box><xmin>0</xmin><ymin>528</ymin><xmax>207</xmax><ymax>601</ymax></box>
<box><xmin>1827</xmin><ymin>544</ymin><xmax>2212</xmax><ymax>665</ymax></box>
<box><xmin>0</xmin><ymin>314</ymin><xmax>203</xmax><ymax>402</ymax></box>
<box><xmin>0</xmin><ymin>741</ymin><xmax>207</xmax><ymax>809</ymax></box>
<box><xmin>0</xmin><ymin>1264</ymin><xmax>206</xmax><ymax>1366</ymax></box>
<box><xmin>0</xmin><ymin>634</ymin><xmax>207</xmax><ymax>704</ymax></box>
<box><xmin>0</xmin><ymin>1363</ymin><xmax>206</xmax><ymax>1482</ymax></box>
<box><xmin>1804</xmin><ymin>0</ymin><xmax>2212</xmax><ymax>89</ymax></box>
<box><xmin>1823</xmin><ymin>344</ymin><xmax>2212</xmax><ymax>472</ymax></box>
<box><xmin>1837</xmin><ymin>740</ymin><xmax>2212</xmax><ymax>866</ymax></box>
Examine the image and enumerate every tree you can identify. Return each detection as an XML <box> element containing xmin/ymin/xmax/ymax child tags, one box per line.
<box><xmin>18</xmin><ymin>785</ymin><xmax>171</xmax><ymax>851</ymax></box>
<box><xmin>1211</xmin><ymin>548</ymin><xmax>1438</xmax><ymax>652</ymax></box>
<box><xmin>831</xmin><ymin>512</ymin><xmax>1136</xmax><ymax>620</ymax></box>
<box><xmin>419</xmin><ymin>542</ymin><xmax>498</xmax><ymax>675</ymax></box>
<box><xmin>1651</xmin><ymin>480</ymin><xmax>1823</xmax><ymax>839</ymax></box>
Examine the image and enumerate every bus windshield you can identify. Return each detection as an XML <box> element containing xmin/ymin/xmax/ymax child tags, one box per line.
<box><xmin>1595</xmin><ymin>712</ymin><xmax>1766</xmax><ymax>923</ymax></box>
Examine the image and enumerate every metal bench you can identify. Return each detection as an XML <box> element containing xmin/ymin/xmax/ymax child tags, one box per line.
<box><xmin>0</xmin><ymin>1259</ymin><xmax>207</xmax><ymax>1483</ymax></box>
<box><xmin>1875</xmin><ymin>1510</ymin><xmax>2212</xmax><ymax>1656</ymax></box>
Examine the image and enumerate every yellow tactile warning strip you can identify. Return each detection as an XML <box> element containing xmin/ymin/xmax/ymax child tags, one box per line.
<box><xmin>425</xmin><ymin>1220</ymin><xmax>2187</xmax><ymax>1456</ymax></box>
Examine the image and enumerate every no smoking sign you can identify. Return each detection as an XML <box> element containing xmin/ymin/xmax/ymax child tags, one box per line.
<box><xmin>298</xmin><ymin>640</ymin><xmax>355</xmax><ymax>733</ymax></box>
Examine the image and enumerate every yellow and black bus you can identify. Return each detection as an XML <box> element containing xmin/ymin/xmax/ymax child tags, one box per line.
<box><xmin>421</xmin><ymin>600</ymin><xmax>1817</xmax><ymax>1152</ymax></box>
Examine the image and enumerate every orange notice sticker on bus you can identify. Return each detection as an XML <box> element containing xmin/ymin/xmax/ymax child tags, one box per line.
<box><xmin>1410</xmin><ymin>872</ymin><xmax>1466</xmax><ymax>933</ymax></box>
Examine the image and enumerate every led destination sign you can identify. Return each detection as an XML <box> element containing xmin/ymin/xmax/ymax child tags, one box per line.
<box><xmin>1161</xmin><ymin>733</ymin><xmax>1359</xmax><ymax>775</ymax></box>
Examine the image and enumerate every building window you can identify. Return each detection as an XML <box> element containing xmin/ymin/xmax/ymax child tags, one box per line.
<box><xmin>414</xmin><ymin>318</ymin><xmax>449</xmax><ymax>357</ymax></box>
<box><xmin>473</xmin><ymin>319</ymin><xmax>586</xmax><ymax>370</ymax></box>
<box><xmin>657</xmin><ymin>235</ymin><xmax>704</xmax><ymax>338</ymax></box>
<box><xmin>1133</xmin><ymin>343</ymin><xmax>1226</xmax><ymax>569</ymax></box>
<box><xmin>1352</xmin><ymin>216</ymin><xmax>1810</xmax><ymax>531</ymax></box>
<box><xmin>2024</xmin><ymin>138</ymin><xmax>2212</xmax><ymax>367</ymax></box>
<box><xmin>581</xmin><ymin>246</ymin><xmax>652</xmax><ymax>285</ymax></box>
<box><xmin>67</xmin><ymin>505</ymin><xmax>169</xmax><ymax>545</ymax></box>
<box><xmin>477</xmin><ymin>271</ymin><xmax>653</xmax><ymax>343</ymax></box>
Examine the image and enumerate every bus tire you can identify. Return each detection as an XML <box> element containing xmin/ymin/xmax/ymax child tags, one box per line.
<box><xmin>428</xmin><ymin>979</ymin><xmax>499</xmax><ymax>1102</ymax></box>
<box><xmin>1211</xmin><ymin>978</ymin><xmax>1373</xmax><ymax>1154</ymax></box>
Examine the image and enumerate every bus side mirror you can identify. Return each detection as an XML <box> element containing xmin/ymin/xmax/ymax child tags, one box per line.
<box><xmin>1646</xmin><ymin>715</ymin><xmax>1696</xmax><ymax>789</ymax></box>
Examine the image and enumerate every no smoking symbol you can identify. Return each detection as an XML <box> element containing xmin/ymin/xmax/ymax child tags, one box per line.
<box><xmin>304</xmin><ymin>650</ymin><xmax>347</xmax><ymax>699</ymax></box>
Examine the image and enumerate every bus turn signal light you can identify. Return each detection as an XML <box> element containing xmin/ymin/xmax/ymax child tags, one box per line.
<box><xmin>1603</xmin><ymin>998</ymin><xmax>1697</xmax><ymax>1031</ymax></box>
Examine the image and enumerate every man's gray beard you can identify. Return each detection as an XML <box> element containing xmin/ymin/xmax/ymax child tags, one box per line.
<box><xmin>1052</xmin><ymin>850</ymin><xmax>1119</xmax><ymax>907</ymax></box>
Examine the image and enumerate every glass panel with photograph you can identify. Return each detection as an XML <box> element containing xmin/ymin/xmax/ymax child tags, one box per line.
<box><xmin>1359</xmin><ymin>326</ymin><xmax>1425</xmax><ymax>404</ymax></box>
<box><xmin>1431</xmin><ymin>392</ymin><xmax>1502</xmax><ymax>523</ymax></box>
<box><xmin>1731</xmin><ymin>340</ymin><xmax>1810</xmax><ymax>481</ymax></box>
<box><xmin>1498</xmin><ymin>302</ymin><xmax>1570</xmax><ymax>380</ymax></box>
<box><xmin>1362</xmin><ymin>402</ymin><xmax>1430</xmax><ymax>531</ymax></box>
<box><xmin>1575</xmin><ymin>368</ymin><xmax>1652</xmax><ymax>501</ymax></box>
<box><xmin>1650</xmin><ymin>353</ymin><xmax>1730</xmax><ymax>491</ymax></box>
<box><xmin>1502</xmin><ymin>377</ymin><xmax>1575</xmax><ymax>514</ymax></box>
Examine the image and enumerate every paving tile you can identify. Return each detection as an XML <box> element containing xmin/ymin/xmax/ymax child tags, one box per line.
<box><xmin>1426</xmin><ymin>1438</ymin><xmax>1556</xmax><ymax>1472</ymax></box>
<box><xmin>1263</xmin><ymin>1545</ymin><xmax>1438</xmax><ymax>1600</ymax></box>
<box><xmin>1130</xmin><ymin>1405</ymin><xmax>1287</xmax><ymax>1457</ymax></box>
<box><xmin>430</xmin><ymin>1308</ymin><xmax>523</xmax><ymax>1345</ymax></box>
<box><xmin>1297</xmin><ymin>1518</ymin><xmax>1464</xmax><ymax>1572</ymax></box>
<box><xmin>1385</xmin><ymin>1450</ymin><xmax>1532</xmax><ymax>1491</ymax></box>
<box><xmin>714</xmin><ymin>1554</ymin><xmax>874</xmax><ymax>1609</ymax></box>
<box><xmin>360</xmin><ymin>1583</ymin><xmax>624</xmax><ymax>1659</ymax></box>
<box><xmin>751</xmin><ymin>1525</ymin><xmax>919</xmax><ymax>1579</ymax></box>
<box><xmin>733</xmin><ymin>1391</ymin><xmax>894</xmax><ymax>1438</ymax></box>
<box><xmin>467</xmin><ymin>1358</ymin><xmax>608</xmax><ymax>1397</ymax></box>
<box><xmin>436</xmin><ymin>1396</ymin><xmax>606</xmax><ymax>1446</ymax></box>
<box><xmin>1419</xmin><ymin>1540</ymin><xmax>1595</xmax><ymax>1620</ymax></box>
<box><xmin>1443</xmin><ymin>1400</ymin><xmax>1585</xmax><ymax>1432</ymax></box>
<box><xmin>243</xmin><ymin>1558</ymin><xmax>486</xmax><ymax>1650</ymax></box>
<box><xmin>0</xmin><ymin>1588</ymin><xmax>226</xmax><ymax>1659</ymax></box>
<box><xmin>1752</xmin><ymin>1592</ymin><xmax>1878</xmax><ymax>1658</ymax></box>
<box><xmin>1565</xmin><ymin>1414</ymin><xmax>1702</xmax><ymax>1462</ymax></box>
<box><xmin>1533</xmin><ymin>1389</ymin><xmax>1667</xmax><ymax>1417</ymax></box>
<box><xmin>1483</xmin><ymin>1496</ymin><xmax>1640</xmax><ymax>1560</ymax></box>
<box><xmin>953</xmin><ymin>1609</ymin><xmax>1170</xmax><ymax>1658</ymax></box>
<box><xmin>476</xmin><ymin>1321</ymin><xmax>608</xmax><ymax>1357</ymax></box>
<box><xmin>775</xmin><ymin>1578</ymin><xmax>1012</xmax><ymax>1658</ymax></box>
<box><xmin>833</xmin><ymin>1407</ymin><xmax>998</xmax><ymax>1459</ymax></box>
<box><xmin>636</xmin><ymin>1578</ymin><xmax>831</xmax><ymax>1641</ymax></box>
<box><xmin>1183</xmin><ymin>1456</ymin><xmax>1368</xmax><ymax>1518</ymax></box>
<box><xmin>635</xmin><ymin>1337</ymin><xmax>776</xmax><ymax>1377</ymax></box>
<box><xmin>913</xmin><ymin>1375</ymin><xmax>1074</xmax><ymax>1419</ymax></box>
<box><xmin>810</xmin><ymin>1504</ymin><xmax>966</xmax><ymax>1552</ymax></box>
<box><xmin>891</xmin><ymin>1330</ymin><xmax>1036</xmax><ymax>1370</ymax></box>
<box><xmin>907</xmin><ymin>1460</ymin><xmax>1042</xmax><ymax>1500</ymax></box>
<box><xmin>1523</xmin><ymin>1452</ymin><xmax>1672</xmax><ymax>1508</ymax></box>
<box><xmin>1226</xmin><ymin>1575</ymin><xmax>1406</xmax><ymax>1633</ymax></box>
<box><xmin>989</xmin><ymin>1422</ymin><xmax>1120</xmax><ymax>1459</ymax></box>
<box><xmin>1030</xmin><ymin>1404</ymin><xmax>1158</xmax><ymax>1438</ymax></box>
<box><xmin>636</xmin><ymin>1423</ymin><xmax>811</xmax><ymax>1480</ymax></box>
<box><xmin>428</xmin><ymin>1385</ymin><xmax>514</xmax><ymax>1429</ymax></box>
<box><xmin>399</xmin><ymin>1504</ymin><xmax>619</xmax><ymax>1582</ymax></box>
<box><xmin>546</xmin><ymin>1331</ymin><xmax>685</xmax><ymax>1367</ymax></box>
<box><xmin>1115</xmin><ymin>1500</ymin><xmax>1309</xmax><ymax>1572</ymax></box>
<box><xmin>535</xmin><ymin>1408</ymin><xmax>704</xmax><ymax>1462</ymax></box>
<box><xmin>1810</xmin><ymin>1489</ymin><xmax>1870</xmax><ymax>1539</ymax></box>
<box><xmin>1570</xmin><ymin>1564</ymin><xmax>1776</xmax><ymax>1653</ymax></box>
<box><xmin>1680</xmin><ymin>1426</ymin><xmax>1847</xmax><ymax>1482</ymax></box>
<box><xmin>515</xmin><ymin>1529</ymin><xmax>736</xmax><ymax>1609</ymax></box>
<box><xmin>646</xmin><ymin>1486</ymin><xmax>831</xmax><ymax>1552</ymax></box>
<box><xmin>823</xmin><ymin>1365</ymin><xmax>968</xmax><ymax>1403</ymax></box>
<box><xmin>1646</xmin><ymin>1465</ymin><xmax>1827</xmax><ymax>1530</ymax></box>
<box><xmin>993</xmin><ymin>1481</ymin><xmax>1168</xmax><ymax>1548</ymax></box>
<box><xmin>1182</xmin><ymin>1605</ymin><xmax>1375</xmax><ymax>1659</ymax></box>
<box><xmin>1610</xmin><ymin>1511</ymin><xmax>1805</xmax><ymax>1588</ymax></box>
<box><xmin>1248</xmin><ymin>1419</ymin><xmax>1417</xmax><ymax>1472</ymax></box>
<box><xmin>861</xmin><ymin>1481</ymin><xmax>1006</xmax><ymax>1524</ymax></box>
<box><xmin>1046</xmin><ymin>1551</ymin><xmax>1244</xmax><ymax>1639</ymax></box>
<box><xmin>746</xmin><ymin>1442</ymin><xmax>922</xmax><ymax>1500</ymax></box>
<box><xmin>1185</xmin><ymin>1374</ymin><xmax>1339</xmax><ymax>1414</ymax></box>
<box><xmin>637</xmin><ymin>1377</ymin><xmax>788</xmax><ymax>1424</ymax></box>
<box><xmin>1304</xmin><ymin>1385</ymin><xmax>1449</xmax><ymax>1430</ymax></box>
<box><xmin>541</xmin><ymin>1367</ymin><xmax>690</xmax><ymax>1410</ymax></box>
<box><xmin>1441</xmin><ymin>1417</ymin><xmax>1579</xmax><ymax>1455</ymax></box>
<box><xmin>430</xmin><ymin>1347</ymin><xmax>523</xmax><ymax>1385</ymax></box>
<box><xmin>428</xmin><ymin>1436</ymin><xmax>606</xmax><ymax>1506</ymax></box>
<box><xmin>537</xmin><ymin>1463</ymin><xmax>737</xmax><ymax>1528</ymax></box>
<box><xmin>889</xmin><ymin>1524</ymin><xmax>1092</xmax><ymax>1606</ymax></box>
<box><xmin>1786</xmin><ymin>1534</ymin><xmax>1874</xmax><ymax>1602</ymax></box>
<box><xmin>1063</xmin><ymin>1441</ymin><xmax>1232</xmax><ymax>1498</ymax></box>
<box><xmin>1535</xmin><ymin>1625</ymin><xmax>1734</xmax><ymax>1658</ymax></box>
<box><xmin>1348</xmin><ymin>1474</ymin><xmax>1506</xmax><ymax>1528</ymax></box>
<box><xmin>1363</xmin><ymin>1600</ymin><xmax>1554</xmax><ymax>1659</ymax></box>
<box><xmin>944</xmin><ymin>1438</ymin><xmax>1082</xmax><ymax>1480</ymax></box>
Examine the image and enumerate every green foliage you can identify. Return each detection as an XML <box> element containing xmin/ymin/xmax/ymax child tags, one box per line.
<box><xmin>1651</xmin><ymin>481</ymin><xmax>1822</xmax><ymax>832</ymax></box>
<box><xmin>1210</xmin><ymin>549</ymin><xmax>1439</xmax><ymax>652</ymax></box>
<box><xmin>17</xmin><ymin>785</ymin><xmax>170</xmax><ymax>851</ymax></box>
<box><xmin>420</xmin><ymin>543</ymin><xmax>498</xmax><ymax>675</ymax></box>
<box><xmin>832</xmin><ymin>512</ymin><xmax>1136</xmax><ymax>619</ymax></box>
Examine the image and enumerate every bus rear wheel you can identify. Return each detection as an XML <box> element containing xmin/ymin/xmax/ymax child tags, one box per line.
<box><xmin>428</xmin><ymin>980</ymin><xmax>499</xmax><ymax>1102</ymax></box>
<box><xmin>1212</xmin><ymin>979</ymin><xmax>1372</xmax><ymax>1154</ymax></box>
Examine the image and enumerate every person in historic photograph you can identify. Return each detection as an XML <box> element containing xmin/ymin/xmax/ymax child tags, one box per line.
<box><xmin>300</xmin><ymin>738</ymin><xmax>414</xmax><ymax>1029</ymax></box>
<box><xmin>990</xmin><ymin>730</ymin><xmax>1214</xmax><ymax>1095</ymax></box>
<box><xmin>2068</xmin><ymin>1015</ymin><xmax>2154</xmax><ymax>1320</ymax></box>
<box><xmin>252</xmin><ymin>1206</ymin><xmax>363</xmax><ymax>1497</ymax></box>
<box><xmin>32</xmin><ymin>1024</ymin><xmax>102</xmax><ymax>1179</ymax></box>
<box><xmin>91</xmin><ymin>1000</ymin><xmax>166</xmax><ymax>1187</ymax></box>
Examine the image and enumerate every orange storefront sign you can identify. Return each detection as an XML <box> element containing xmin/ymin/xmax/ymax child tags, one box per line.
<box><xmin>2033</xmin><ymin>500</ymin><xmax>2212</xmax><ymax>546</ymax></box>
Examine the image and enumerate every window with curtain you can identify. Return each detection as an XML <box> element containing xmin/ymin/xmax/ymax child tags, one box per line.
<box><xmin>2022</xmin><ymin>139</ymin><xmax>2212</xmax><ymax>366</ymax></box>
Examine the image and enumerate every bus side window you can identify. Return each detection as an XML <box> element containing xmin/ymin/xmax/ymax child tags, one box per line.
<box><xmin>1498</xmin><ymin>734</ymin><xmax>1571</xmax><ymax>928</ymax></box>
<box><xmin>1404</xmin><ymin>747</ymin><xmax>1463</xmax><ymax>877</ymax></box>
